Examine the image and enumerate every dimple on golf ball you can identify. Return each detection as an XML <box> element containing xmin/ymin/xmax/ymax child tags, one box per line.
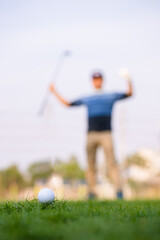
<box><xmin>38</xmin><ymin>188</ymin><xmax>55</xmax><ymax>203</ymax></box>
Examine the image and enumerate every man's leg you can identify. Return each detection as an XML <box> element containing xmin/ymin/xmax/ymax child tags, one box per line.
<box><xmin>86</xmin><ymin>132</ymin><xmax>98</xmax><ymax>197</ymax></box>
<box><xmin>100</xmin><ymin>131</ymin><xmax>123</xmax><ymax>198</ymax></box>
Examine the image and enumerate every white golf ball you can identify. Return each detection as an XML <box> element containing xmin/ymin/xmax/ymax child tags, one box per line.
<box><xmin>38</xmin><ymin>188</ymin><xmax>55</xmax><ymax>203</ymax></box>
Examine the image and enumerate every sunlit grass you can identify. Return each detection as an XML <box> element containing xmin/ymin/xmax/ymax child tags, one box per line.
<box><xmin>0</xmin><ymin>200</ymin><xmax>160</xmax><ymax>240</ymax></box>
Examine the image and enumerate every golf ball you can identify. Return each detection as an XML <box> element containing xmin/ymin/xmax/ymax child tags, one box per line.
<box><xmin>38</xmin><ymin>188</ymin><xmax>55</xmax><ymax>203</ymax></box>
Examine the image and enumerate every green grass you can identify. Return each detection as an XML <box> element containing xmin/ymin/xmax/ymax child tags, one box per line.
<box><xmin>0</xmin><ymin>200</ymin><xmax>160</xmax><ymax>240</ymax></box>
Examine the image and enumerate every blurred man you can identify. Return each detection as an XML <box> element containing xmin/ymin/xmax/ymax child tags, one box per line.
<box><xmin>50</xmin><ymin>72</ymin><xmax>133</xmax><ymax>199</ymax></box>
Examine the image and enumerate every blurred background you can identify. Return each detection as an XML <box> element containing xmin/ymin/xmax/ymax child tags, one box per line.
<box><xmin>0</xmin><ymin>0</ymin><xmax>160</xmax><ymax>200</ymax></box>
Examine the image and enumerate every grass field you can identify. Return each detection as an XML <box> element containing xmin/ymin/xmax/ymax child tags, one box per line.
<box><xmin>0</xmin><ymin>200</ymin><xmax>160</xmax><ymax>240</ymax></box>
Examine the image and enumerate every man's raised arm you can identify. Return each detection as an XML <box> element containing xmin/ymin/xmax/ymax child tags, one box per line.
<box><xmin>118</xmin><ymin>69</ymin><xmax>133</xmax><ymax>97</ymax></box>
<box><xmin>126</xmin><ymin>77</ymin><xmax>133</xmax><ymax>97</ymax></box>
<box><xmin>49</xmin><ymin>84</ymin><xmax>71</xmax><ymax>106</ymax></box>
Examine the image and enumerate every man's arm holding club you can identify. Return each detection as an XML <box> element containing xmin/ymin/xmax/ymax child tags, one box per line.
<box><xmin>49</xmin><ymin>84</ymin><xmax>71</xmax><ymax>106</ymax></box>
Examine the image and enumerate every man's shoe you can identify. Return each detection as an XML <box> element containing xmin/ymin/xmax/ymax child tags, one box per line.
<box><xmin>116</xmin><ymin>190</ymin><xmax>123</xmax><ymax>199</ymax></box>
<box><xmin>88</xmin><ymin>192</ymin><xmax>97</xmax><ymax>200</ymax></box>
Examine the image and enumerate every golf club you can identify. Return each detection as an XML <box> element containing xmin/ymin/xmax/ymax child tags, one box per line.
<box><xmin>38</xmin><ymin>50</ymin><xmax>71</xmax><ymax>116</ymax></box>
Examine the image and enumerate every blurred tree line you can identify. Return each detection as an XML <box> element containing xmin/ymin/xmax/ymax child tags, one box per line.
<box><xmin>0</xmin><ymin>152</ymin><xmax>150</xmax><ymax>195</ymax></box>
<box><xmin>0</xmin><ymin>156</ymin><xmax>85</xmax><ymax>194</ymax></box>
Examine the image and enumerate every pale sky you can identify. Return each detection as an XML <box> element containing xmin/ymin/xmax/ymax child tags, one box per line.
<box><xmin>0</xmin><ymin>0</ymin><xmax>160</xmax><ymax>171</ymax></box>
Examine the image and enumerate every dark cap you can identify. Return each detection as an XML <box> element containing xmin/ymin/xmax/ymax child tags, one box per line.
<box><xmin>92</xmin><ymin>72</ymin><xmax>103</xmax><ymax>79</ymax></box>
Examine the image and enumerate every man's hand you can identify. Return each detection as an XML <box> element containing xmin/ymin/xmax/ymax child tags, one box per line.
<box><xmin>49</xmin><ymin>84</ymin><xmax>56</xmax><ymax>94</ymax></box>
<box><xmin>119</xmin><ymin>69</ymin><xmax>130</xmax><ymax>80</ymax></box>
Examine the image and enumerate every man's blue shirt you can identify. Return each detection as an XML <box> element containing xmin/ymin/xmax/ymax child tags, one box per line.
<box><xmin>70</xmin><ymin>92</ymin><xmax>128</xmax><ymax>131</ymax></box>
